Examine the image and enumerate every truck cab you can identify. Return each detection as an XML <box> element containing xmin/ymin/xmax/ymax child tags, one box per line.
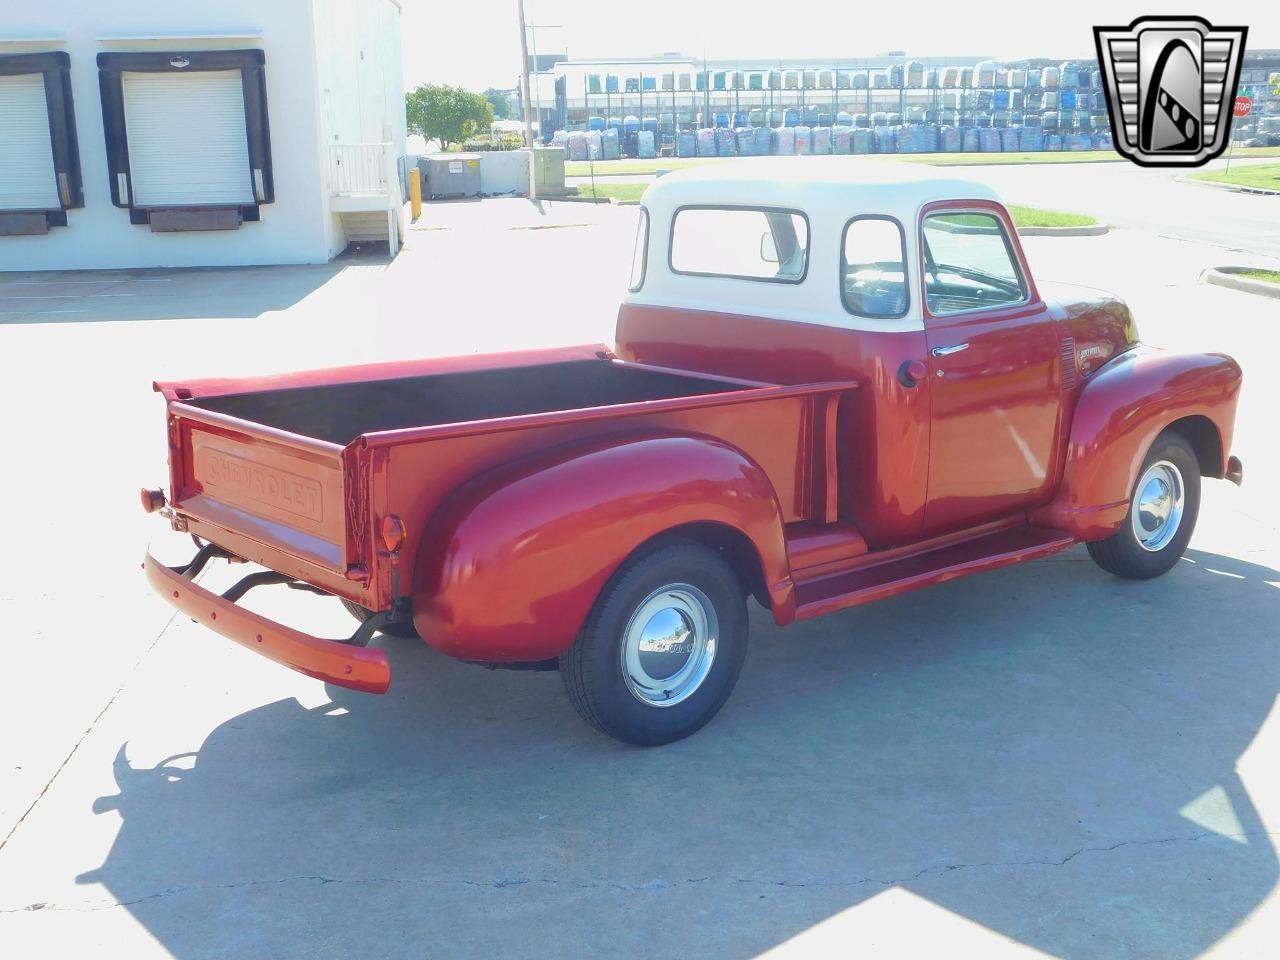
<box><xmin>619</xmin><ymin>159</ymin><xmax>1142</xmax><ymax>545</ymax></box>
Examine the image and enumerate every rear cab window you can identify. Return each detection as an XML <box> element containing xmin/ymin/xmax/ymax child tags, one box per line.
<box><xmin>670</xmin><ymin>206</ymin><xmax>809</xmax><ymax>283</ymax></box>
<box><xmin>921</xmin><ymin>210</ymin><xmax>1027</xmax><ymax>315</ymax></box>
<box><xmin>842</xmin><ymin>216</ymin><xmax>909</xmax><ymax>318</ymax></box>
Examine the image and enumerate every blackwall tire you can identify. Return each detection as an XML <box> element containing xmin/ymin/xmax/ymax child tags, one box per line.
<box><xmin>560</xmin><ymin>539</ymin><xmax>748</xmax><ymax>746</ymax></box>
<box><xmin>340</xmin><ymin>597</ymin><xmax>419</xmax><ymax>638</ymax></box>
<box><xmin>1086</xmin><ymin>431</ymin><xmax>1201</xmax><ymax>580</ymax></box>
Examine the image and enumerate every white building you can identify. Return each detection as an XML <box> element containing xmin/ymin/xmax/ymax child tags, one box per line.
<box><xmin>0</xmin><ymin>0</ymin><xmax>407</xmax><ymax>271</ymax></box>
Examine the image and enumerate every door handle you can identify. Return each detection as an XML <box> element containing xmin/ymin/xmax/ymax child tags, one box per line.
<box><xmin>930</xmin><ymin>343</ymin><xmax>970</xmax><ymax>358</ymax></box>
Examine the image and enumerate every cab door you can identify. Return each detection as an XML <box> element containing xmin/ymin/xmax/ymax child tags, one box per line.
<box><xmin>918</xmin><ymin>201</ymin><xmax>1064</xmax><ymax>535</ymax></box>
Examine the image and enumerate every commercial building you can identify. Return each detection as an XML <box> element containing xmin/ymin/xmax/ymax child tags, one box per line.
<box><xmin>0</xmin><ymin>0</ymin><xmax>407</xmax><ymax>272</ymax></box>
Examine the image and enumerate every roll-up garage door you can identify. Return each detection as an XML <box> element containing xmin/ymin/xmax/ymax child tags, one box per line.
<box><xmin>123</xmin><ymin>70</ymin><xmax>253</xmax><ymax>207</ymax></box>
<box><xmin>0</xmin><ymin>73</ymin><xmax>60</xmax><ymax>211</ymax></box>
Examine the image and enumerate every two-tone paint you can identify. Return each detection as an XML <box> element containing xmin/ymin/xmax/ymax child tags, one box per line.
<box><xmin>143</xmin><ymin>158</ymin><xmax>1242</xmax><ymax>694</ymax></box>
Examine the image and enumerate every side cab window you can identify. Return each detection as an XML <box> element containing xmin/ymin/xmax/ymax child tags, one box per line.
<box><xmin>921</xmin><ymin>209</ymin><xmax>1027</xmax><ymax>315</ymax></box>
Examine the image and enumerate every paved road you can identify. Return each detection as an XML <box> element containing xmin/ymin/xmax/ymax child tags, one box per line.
<box><xmin>1</xmin><ymin>198</ymin><xmax>1278</xmax><ymax>959</ymax></box>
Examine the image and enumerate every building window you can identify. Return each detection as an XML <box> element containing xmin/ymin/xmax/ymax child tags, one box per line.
<box><xmin>0</xmin><ymin>52</ymin><xmax>82</xmax><ymax>233</ymax></box>
<box><xmin>97</xmin><ymin>50</ymin><xmax>273</xmax><ymax>230</ymax></box>
<box><xmin>670</xmin><ymin>206</ymin><xmax>809</xmax><ymax>284</ymax></box>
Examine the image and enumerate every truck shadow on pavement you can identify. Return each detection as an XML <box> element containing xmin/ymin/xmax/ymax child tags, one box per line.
<box><xmin>80</xmin><ymin>546</ymin><xmax>1279</xmax><ymax>959</ymax></box>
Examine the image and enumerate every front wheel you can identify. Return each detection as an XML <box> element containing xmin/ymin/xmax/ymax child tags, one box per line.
<box><xmin>1087</xmin><ymin>431</ymin><xmax>1200</xmax><ymax>580</ymax></box>
<box><xmin>560</xmin><ymin>539</ymin><xmax>748</xmax><ymax>746</ymax></box>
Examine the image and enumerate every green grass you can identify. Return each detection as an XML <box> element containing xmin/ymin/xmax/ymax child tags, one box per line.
<box><xmin>572</xmin><ymin>185</ymin><xmax>1097</xmax><ymax>227</ymax></box>
<box><xmin>1238</xmin><ymin>269</ymin><xmax>1280</xmax><ymax>285</ymax></box>
<box><xmin>1185</xmin><ymin>162</ymin><xmax>1280</xmax><ymax>192</ymax></box>
<box><xmin>572</xmin><ymin>182</ymin><xmax>648</xmax><ymax>203</ymax></box>
<box><xmin>563</xmin><ymin>145</ymin><xmax>1280</xmax><ymax>178</ymax></box>
<box><xmin>1006</xmin><ymin>204</ymin><xmax>1099</xmax><ymax>228</ymax></box>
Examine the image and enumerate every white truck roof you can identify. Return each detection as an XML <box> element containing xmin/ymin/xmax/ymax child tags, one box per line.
<box><xmin>629</xmin><ymin>158</ymin><xmax>1010</xmax><ymax>334</ymax></box>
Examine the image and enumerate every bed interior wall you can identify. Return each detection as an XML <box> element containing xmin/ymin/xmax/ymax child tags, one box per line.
<box><xmin>188</xmin><ymin>360</ymin><xmax>754</xmax><ymax>445</ymax></box>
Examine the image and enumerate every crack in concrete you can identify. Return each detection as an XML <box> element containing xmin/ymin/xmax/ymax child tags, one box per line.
<box><xmin>0</xmin><ymin>603</ymin><xmax>185</xmax><ymax>855</ymax></box>
<box><xmin>8</xmin><ymin>830</ymin><xmax>1276</xmax><ymax>914</ymax></box>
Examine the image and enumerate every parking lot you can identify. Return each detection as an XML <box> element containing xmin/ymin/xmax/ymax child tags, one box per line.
<box><xmin>1</xmin><ymin>172</ymin><xmax>1278</xmax><ymax>959</ymax></box>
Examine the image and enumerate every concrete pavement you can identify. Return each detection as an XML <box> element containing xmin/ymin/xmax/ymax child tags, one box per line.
<box><xmin>1</xmin><ymin>194</ymin><xmax>1278</xmax><ymax>959</ymax></box>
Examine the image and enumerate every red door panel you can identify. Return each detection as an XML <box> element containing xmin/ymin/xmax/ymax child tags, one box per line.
<box><xmin>919</xmin><ymin>201</ymin><xmax>1064</xmax><ymax>536</ymax></box>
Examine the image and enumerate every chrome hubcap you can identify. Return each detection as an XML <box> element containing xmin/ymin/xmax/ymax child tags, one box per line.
<box><xmin>621</xmin><ymin>583</ymin><xmax>718</xmax><ymax>708</ymax></box>
<box><xmin>1131</xmin><ymin>460</ymin><xmax>1185</xmax><ymax>552</ymax></box>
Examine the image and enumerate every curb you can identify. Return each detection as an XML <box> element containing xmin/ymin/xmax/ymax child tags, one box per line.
<box><xmin>551</xmin><ymin>195</ymin><xmax>616</xmax><ymax>205</ymax></box>
<box><xmin>1017</xmin><ymin>223</ymin><xmax>1110</xmax><ymax>237</ymax></box>
<box><xmin>1200</xmin><ymin>267</ymin><xmax>1280</xmax><ymax>300</ymax></box>
<box><xmin>1177</xmin><ymin>176</ymin><xmax>1280</xmax><ymax>196</ymax></box>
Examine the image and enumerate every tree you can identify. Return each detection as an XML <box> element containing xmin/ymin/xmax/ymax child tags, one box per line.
<box><xmin>406</xmin><ymin>84</ymin><xmax>494</xmax><ymax>150</ymax></box>
<box><xmin>484</xmin><ymin>88</ymin><xmax>513</xmax><ymax>120</ymax></box>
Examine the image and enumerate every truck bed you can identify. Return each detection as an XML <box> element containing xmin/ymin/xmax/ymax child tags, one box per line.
<box><xmin>156</xmin><ymin>346</ymin><xmax>857</xmax><ymax>612</ymax></box>
<box><xmin>187</xmin><ymin>358</ymin><xmax>752</xmax><ymax>445</ymax></box>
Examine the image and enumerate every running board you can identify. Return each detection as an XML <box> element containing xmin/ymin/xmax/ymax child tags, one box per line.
<box><xmin>793</xmin><ymin>525</ymin><xmax>1075</xmax><ymax>621</ymax></box>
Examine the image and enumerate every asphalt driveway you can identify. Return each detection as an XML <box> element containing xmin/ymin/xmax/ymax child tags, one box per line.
<box><xmin>1</xmin><ymin>196</ymin><xmax>1277</xmax><ymax>959</ymax></box>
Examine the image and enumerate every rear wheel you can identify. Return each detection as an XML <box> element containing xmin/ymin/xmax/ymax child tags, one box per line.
<box><xmin>341</xmin><ymin>598</ymin><xmax>419</xmax><ymax>638</ymax></box>
<box><xmin>1087</xmin><ymin>431</ymin><xmax>1200</xmax><ymax>580</ymax></box>
<box><xmin>560</xmin><ymin>539</ymin><xmax>748</xmax><ymax>746</ymax></box>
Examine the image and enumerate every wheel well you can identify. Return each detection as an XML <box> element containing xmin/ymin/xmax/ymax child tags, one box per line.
<box><xmin>637</xmin><ymin>522</ymin><xmax>771</xmax><ymax>609</ymax></box>
<box><xmin>1164</xmin><ymin>415</ymin><xmax>1223</xmax><ymax>478</ymax></box>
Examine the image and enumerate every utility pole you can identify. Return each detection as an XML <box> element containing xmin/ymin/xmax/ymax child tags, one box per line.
<box><xmin>517</xmin><ymin>0</ymin><xmax>537</xmax><ymax>200</ymax></box>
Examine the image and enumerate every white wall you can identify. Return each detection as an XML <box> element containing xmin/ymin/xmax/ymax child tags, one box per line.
<box><xmin>0</xmin><ymin>0</ymin><xmax>378</xmax><ymax>271</ymax></box>
<box><xmin>311</xmin><ymin>0</ymin><xmax>406</xmax><ymax>257</ymax></box>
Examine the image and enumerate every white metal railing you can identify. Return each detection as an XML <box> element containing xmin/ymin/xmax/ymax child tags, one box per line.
<box><xmin>328</xmin><ymin>142</ymin><xmax>395</xmax><ymax>198</ymax></box>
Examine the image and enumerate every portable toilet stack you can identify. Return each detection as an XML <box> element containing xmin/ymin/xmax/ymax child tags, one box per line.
<box><xmin>636</xmin><ymin>129</ymin><xmax>656</xmax><ymax>159</ymax></box>
<box><xmin>851</xmin><ymin>127</ymin><xmax>872</xmax><ymax>153</ymax></box>
<box><xmin>833</xmin><ymin>125</ymin><xmax>852</xmax><ymax>154</ymax></box>
<box><xmin>772</xmin><ymin>126</ymin><xmax>795</xmax><ymax>155</ymax></box>
<box><xmin>836</xmin><ymin>110</ymin><xmax>853</xmax><ymax>127</ymax></box>
<box><xmin>715</xmin><ymin>127</ymin><xmax>737</xmax><ymax>156</ymax></box>
<box><xmin>567</xmin><ymin>131</ymin><xmax>588</xmax><ymax>161</ymax></box>
<box><xmin>696</xmin><ymin>127</ymin><xmax>716</xmax><ymax>157</ymax></box>
<box><xmin>1018</xmin><ymin>125</ymin><xmax>1041</xmax><ymax>150</ymax></box>
<box><xmin>812</xmin><ymin>126</ymin><xmax>832</xmax><ymax>154</ymax></box>
<box><xmin>794</xmin><ymin>125</ymin><xmax>812</xmax><ymax>154</ymax></box>
<box><xmin>677</xmin><ymin>129</ymin><xmax>697</xmax><ymax>158</ymax></box>
<box><xmin>736</xmin><ymin>127</ymin><xmax>754</xmax><ymax>156</ymax></box>
<box><xmin>962</xmin><ymin>127</ymin><xmax>980</xmax><ymax>151</ymax></box>
<box><xmin>601</xmin><ymin>127</ymin><xmax>621</xmax><ymax>160</ymax></box>
<box><xmin>588</xmin><ymin>116</ymin><xmax>605</xmax><ymax>131</ymax></box>
<box><xmin>753</xmin><ymin>125</ymin><xmax>772</xmax><ymax>155</ymax></box>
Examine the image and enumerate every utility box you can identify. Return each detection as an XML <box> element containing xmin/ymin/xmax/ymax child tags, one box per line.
<box><xmin>420</xmin><ymin>154</ymin><xmax>481</xmax><ymax>200</ymax></box>
<box><xmin>532</xmin><ymin>146</ymin><xmax>570</xmax><ymax>196</ymax></box>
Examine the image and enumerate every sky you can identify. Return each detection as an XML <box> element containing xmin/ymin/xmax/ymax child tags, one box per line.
<box><xmin>400</xmin><ymin>0</ymin><xmax>1280</xmax><ymax>92</ymax></box>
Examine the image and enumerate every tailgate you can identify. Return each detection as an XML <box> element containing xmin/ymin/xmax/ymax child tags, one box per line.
<box><xmin>168</xmin><ymin>404</ymin><xmax>351</xmax><ymax>572</ymax></box>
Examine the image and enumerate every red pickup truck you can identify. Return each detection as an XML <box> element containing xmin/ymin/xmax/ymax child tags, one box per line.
<box><xmin>142</xmin><ymin>160</ymin><xmax>1242</xmax><ymax>745</ymax></box>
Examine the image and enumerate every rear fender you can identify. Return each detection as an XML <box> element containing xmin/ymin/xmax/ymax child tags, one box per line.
<box><xmin>1032</xmin><ymin>347</ymin><xmax>1241</xmax><ymax>539</ymax></box>
<box><xmin>413</xmin><ymin>434</ymin><xmax>793</xmax><ymax>662</ymax></box>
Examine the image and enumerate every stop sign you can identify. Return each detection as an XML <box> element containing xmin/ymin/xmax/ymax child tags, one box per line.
<box><xmin>1233</xmin><ymin>96</ymin><xmax>1252</xmax><ymax>118</ymax></box>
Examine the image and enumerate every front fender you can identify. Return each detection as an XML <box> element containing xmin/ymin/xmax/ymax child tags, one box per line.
<box><xmin>413</xmin><ymin>434</ymin><xmax>792</xmax><ymax>661</ymax></box>
<box><xmin>1032</xmin><ymin>347</ymin><xmax>1241</xmax><ymax>539</ymax></box>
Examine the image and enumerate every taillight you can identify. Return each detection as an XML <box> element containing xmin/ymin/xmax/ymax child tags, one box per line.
<box><xmin>140</xmin><ymin>488</ymin><xmax>166</xmax><ymax>513</ymax></box>
<box><xmin>380</xmin><ymin>514</ymin><xmax>407</xmax><ymax>553</ymax></box>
